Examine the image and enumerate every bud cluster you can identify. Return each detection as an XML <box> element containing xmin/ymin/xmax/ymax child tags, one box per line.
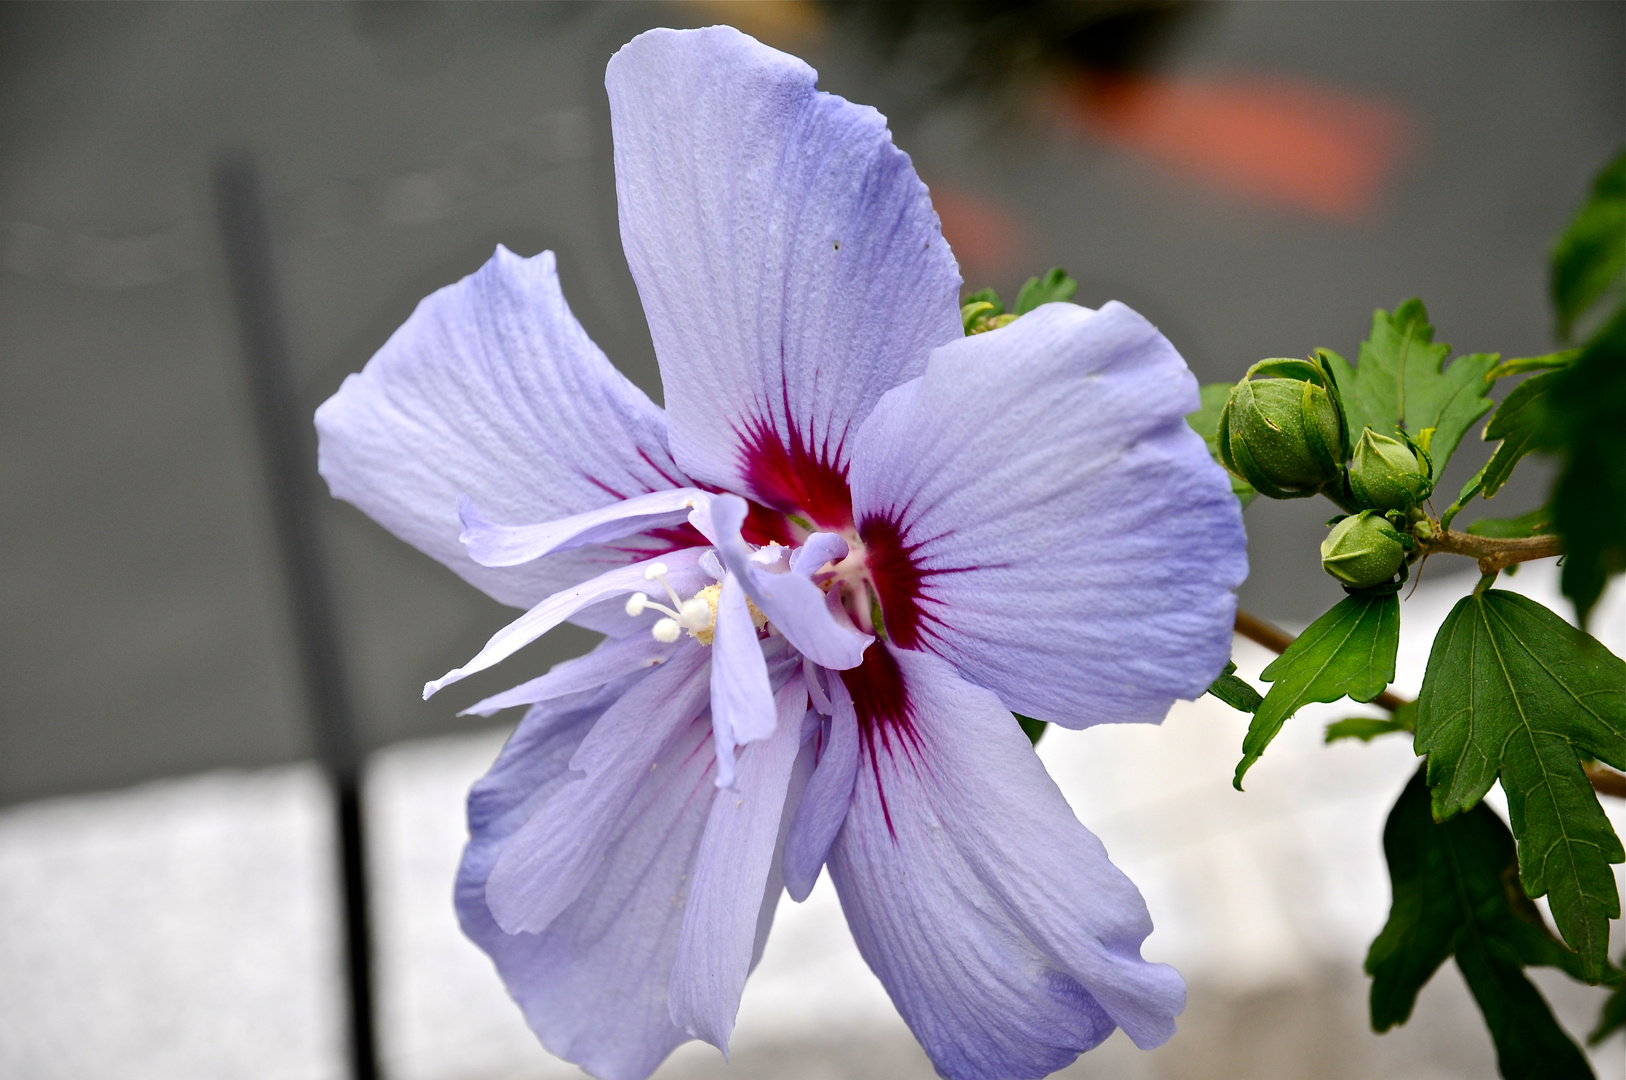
<box><xmin>1215</xmin><ymin>354</ymin><xmax>1442</xmax><ymax>591</ymax></box>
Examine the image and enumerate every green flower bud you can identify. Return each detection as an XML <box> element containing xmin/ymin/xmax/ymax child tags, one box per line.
<box><xmin>1216</xmin><ymin>358</ymin><xmax>1346</xmax><ymax>499</ymax></box>
<box><xmin>1348</xmin><ymin>429</ymin><xmax>1433</xmax><ymax>511</ymax></box>
<box><xmin>1320</xmin><ymin>510</ymin><xmax>1408</xmax><ymax>589</ymax></box>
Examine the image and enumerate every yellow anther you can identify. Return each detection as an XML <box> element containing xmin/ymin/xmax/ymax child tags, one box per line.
<box><xmin>686</xmin><ymin>583</ymin><xmax>767</xmax><ymax>646</ymax></box>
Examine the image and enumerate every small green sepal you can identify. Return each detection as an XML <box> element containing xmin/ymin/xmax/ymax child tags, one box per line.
<box><xmin>1206</xmin><ymin>660</ymin><xmax>1264</xmax><ymax>713</ymax></box>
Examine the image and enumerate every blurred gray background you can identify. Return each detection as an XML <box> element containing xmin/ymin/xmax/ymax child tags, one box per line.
<box><xmin>1</xmin><ymin>3</ymin><xmax>1622</xmax><ymax>1079</ymax></box>
<box><xmin>3</xmin><ymin>0</ymin><xmax>1621</xmax><ymax>800</ymax></box>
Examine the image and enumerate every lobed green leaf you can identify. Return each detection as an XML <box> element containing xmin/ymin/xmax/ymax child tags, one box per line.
<box><xmin>1542</xmin><ymin>306</ymin><xmax>1626</xmax><ymax>626</ymax></box>
<box><xmin>1012</xmin><ymin>267</ymin><xmax>1078</xmax><ymax>315</ymax></box>
<box><xmin>1552</xmin><ymin>150</ymin><xmax>1625</xmax><ymax>342</ymax></box>
<box><xmin>1479</xmin><ymin>370</ymin><xmax>1562</xmax><ymax>498</ymax></box>
<box><xmin>1234</xmin><ymin>594</ymin><xmax>1399</xmax><ymax>788</ymax></box>
<box><xmin>1368</xmin><ymin>769</ymin><xmax>1596</xmax><ymax>1079</ymax></box>
<box><xmin>1322</xmin><ymin>300</ymin><xmax>1497</xmax><ymax>473</ymax></box>
<box><xmin>1416</xmin><ymin>590</ymin><xmax>1626</xmax><ymax>977</ymax></box>
<box><xmin>1591</xmin><ymin>972</ymin><xmax>1626</xmax><ymax>1045</ymax></box>
<box><xmin>1487</xmin><ymin>350</ymin><xmax>1580</xmax><ymax>381</ymax></box>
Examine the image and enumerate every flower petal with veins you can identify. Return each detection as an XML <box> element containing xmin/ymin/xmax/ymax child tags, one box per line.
<box><xmin>320</xmin><ymin>24</ymin><xmax>1247</xmax><ymax>1080</ymax></box>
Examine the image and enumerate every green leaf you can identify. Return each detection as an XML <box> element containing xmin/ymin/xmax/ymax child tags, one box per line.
<box><xmin>1207</xmin><ymin>660</ymin><xmax>1264</xmax><ymax>713</ymax></box>
<box><xmin>1014</xmin><ymin>713</ymin><xmax>1046</xmax><ymax>745</ymax></box>
<box><xmin>1332</xmin><ymin>300</ymin><xmax>1498</xmax><ymax>472</ymax></box>
<box><xmin>1542</xmin><ymin>305</ymin><xmax>1626</xmax><ymax>626</ymax></box>
<box><xmin>1487</xmin><ymin>350</ymin><xmax>1581</xmax><ymax>381</ymax></box>
<box><xmin>1185</xmin><ymin>382</ymin><xmax>1228</xmax><ymax>440</ymax></box>
<box><xmin>1234</xmin><ymin>594</ymin><xmax>1399</xmax><ymax>788</ymax></box>
<box><xmin>1441</xmin><ymin>462</ymin><xmax>1489</xmax><ymax>533</ymax></box>
<box><xmin>1186</xmin><ymin>383</ymin><xmax>1257</xmax><ymax>506</ymax></box>
<box><xmin>1552</xmin><ymin>150</ymin><xmax>1625</xmax><ymax>341</ymax></box>
<box><xmin>1324</xmin><ymin>716</ymin><xmax>1406</xmax><ymax>743</ymax></box>
<box><xmin>1012</xmin><ymin>267</ymin><xmax>1078</xmax><ymax>315</ymax></box>
<box><xmin>1326</xmin><ymin>700</ymin><xmax>1416</xmax><ymax>743</ymax></box>
<box><xmin>963</xmin><ymin>287</ymin><xmax>1003</xmax><ymax>316</ymax></box>
<box><xmin>1416</xmin><ymin>590</ymin><xmax>1626</xmax><ymax>977</ymax></box>
<box><xmin>1480</xmin><ymin>370</ymin><xmax>1563</xmax><ymax>498</ymax></box>
<box><xmin>1467</xmin><ymin>506</ymin><xmax>1554</xmax><ymax>540</ymax></box>
<box><xmin>1591</xmin><ymin>967</ymin><xmax>1626</xmax><ymax>1045</ymax></box>
<box><xmin>1368</xmin><ymin>769</ymin><xmax>1595</xmax><ymax>1079</ymax></box>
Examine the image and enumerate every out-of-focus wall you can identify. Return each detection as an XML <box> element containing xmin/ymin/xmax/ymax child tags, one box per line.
<box><xmin>2</xmin><ymin>1</ymin><xmax>1620</xmax><ymax>802</ymax></box>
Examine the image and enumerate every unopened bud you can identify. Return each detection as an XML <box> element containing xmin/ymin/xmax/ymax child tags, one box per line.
<box><xmin>1348</xmin><ymin>429</ymin><xmax>1432</xmax><ymax>511</ymax></box>
<box><xmin>1217</xmin><ymin>358</ymin><xmax>1346</xmax><ymax>499</ymax></box>
<box><xmin>1320</xmin><ymin>510</ymin><xmax>1407</xmax><ymax>589</ymax></box>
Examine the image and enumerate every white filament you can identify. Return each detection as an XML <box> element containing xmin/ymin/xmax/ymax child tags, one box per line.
<box><xmin>628</xmin><ymin>564</ymin><xmax>723</xmax><ymax>644</ymax></box>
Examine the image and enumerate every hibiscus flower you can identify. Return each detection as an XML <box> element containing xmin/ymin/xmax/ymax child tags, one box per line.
<box><xmin>316</xmin><ymin>25</ymin><xmax>1247</xmax><ymax>1080</ymax></box>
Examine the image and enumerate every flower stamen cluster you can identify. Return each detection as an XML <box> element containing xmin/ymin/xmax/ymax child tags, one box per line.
<box><xmin>626</xmin><ymin>562</ymin><xmax>766</xmax><ymax>644</ymax></box>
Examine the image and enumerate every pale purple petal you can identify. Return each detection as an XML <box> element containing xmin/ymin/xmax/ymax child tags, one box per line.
<box><xmin>802</xmin><ymin>655</ymin><xmax>833</xmax><ymax>714</ymax></box>
<box><xmin>711</xmin><ymin>495</ymin><xmax>872</xmax><ymax>670</ymax></box>
<box><xmin>465</xmin><ymin>691</ymin><xmax>617</xmax><ymax>843</ymax></box>
<box><xmin>790</xmin><ymin>532</ymin><xmax>849</xmax><ymax>576</ymax></box>
<box><xmin>459</xmin><ymin>487</ymin><xmax>707</xmax><ymax>567</ymax></box>
<box><xmin>316</xmin><ymin>246</ymin><xmax>700</xmax><ymax>613</ymax></box>
<box><xmin>606</xmin><ymin>27</ymin><xmax>961</xmax><ymax>519</ymax></box>
<box><xmin>457</xmin><ymin>690</ymin><xmax>721</xmax><ymax>1080</ymax></box>
<box><xmin>460</xmin><ymin>632</ymin><xmax>678</xmax><ymax>718</ymax></box>
<box><xmin>782</xmin><ymin>674</ymin><xmax>858</xmax><ymax>902</ymax></box>
<box><xmin>709</xmin><ymin>572</ymin><xmax>776</xmax><ymax>789</ymax></box>
<box><xmin>484</xmin><ymin>643</ymin><xmax>711</xmax><ymax>934</ymax></box>
<box><xmin>425</xmin><ymin>548</ymin><xmax>708</xmax><ymax>698</ymax></box>
<box><xmin>669</xmin><ymin>674</ymin><xmax>808</xmax><ymax>1048</ymax></box>
<box><xmin>829</xmin><ymin>647</ymin><xmax>1184</xmax><ymax>1080</ymax></box>
<box><xmin>848</xmin><ymin>302</ymin><xmax>1247</xmax><ymax>728</ymax></box>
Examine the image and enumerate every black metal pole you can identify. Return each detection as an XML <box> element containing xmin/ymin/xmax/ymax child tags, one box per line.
<box><xmin>214</xmin><ymin>154</ymin><xmax>380</xmax><ymax>1080</ymax></box>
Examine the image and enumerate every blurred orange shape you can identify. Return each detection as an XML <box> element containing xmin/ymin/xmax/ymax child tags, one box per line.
<box><xmin>680</xmin><ymin>0</ymin><xmax>825</xmax><ymax>50</ymax></box>
<box><xmin>1064</xmin><ymin>72</ymin><xmax>1417</xmax><ymax>222</ymax></box>
<box><xmin>928</xmin><ymin>184</ymin><xmax>1035</xmax><ymax>281</ymax></box>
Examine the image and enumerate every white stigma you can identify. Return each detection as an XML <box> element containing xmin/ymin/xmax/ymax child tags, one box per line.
<box><xmin>651</xmin><ymin>618</ymin><xmax>682</xmax><ymax>643</ymax></box>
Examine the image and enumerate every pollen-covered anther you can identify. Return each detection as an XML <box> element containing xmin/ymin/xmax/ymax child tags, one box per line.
<box><xmin>625</xmin><ymin>564</ymin><xmax>766</xmax><ymax>646</ymax></box>
<box><xmin>684</xmin><ymin>583</ymin><xmax>768</xmax><ymax>646</ymax></box>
